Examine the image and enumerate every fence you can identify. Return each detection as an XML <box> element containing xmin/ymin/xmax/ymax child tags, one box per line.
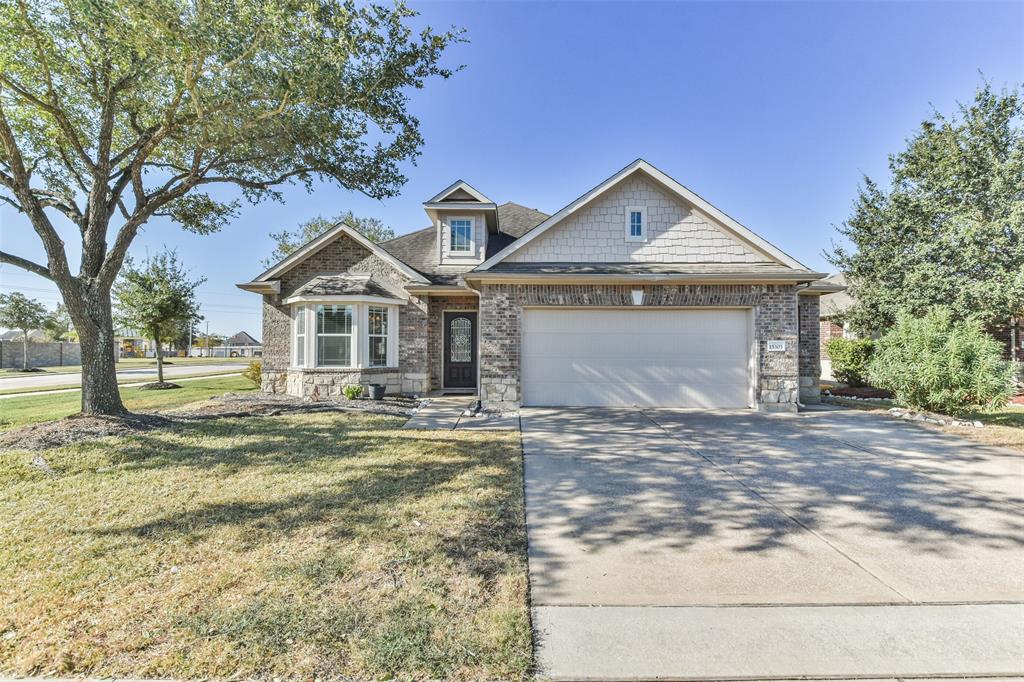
<box><xmin>0</xmin><ymin>341</ymin><xmax>82</xmax><ymax>369</ymax></box>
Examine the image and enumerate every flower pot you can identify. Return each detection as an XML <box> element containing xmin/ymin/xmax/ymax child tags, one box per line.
<box><xmin>368</xmin><ymin>384</ymin><xmax>386</xmax><ymax>401</ymax></box>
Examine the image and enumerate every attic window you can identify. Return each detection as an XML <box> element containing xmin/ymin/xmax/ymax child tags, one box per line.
<box><xmin>625</xmin><ymin>206</ymin><xmax>646</xmax><ymax>242</ymax></box>
<box><xmin>450</xmin><ymin>218</ymin><xmax>473</xmax><ymax>252</ymax></box>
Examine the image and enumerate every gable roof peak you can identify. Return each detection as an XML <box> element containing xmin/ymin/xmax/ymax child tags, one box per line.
<box><xmin>425</xmin><ymin>179</ymin><xmax>494</xmax><ymax>205</ymax></box>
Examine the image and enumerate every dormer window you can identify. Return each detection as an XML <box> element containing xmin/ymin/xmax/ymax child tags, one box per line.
<box><xmin>625</xmin><ymin>206</ymin><xmax>646</xmax><ymax>242</ymax></box>
<box><xmin>450</xmin><ymin>218</ymin><xmax>473</xmax><ymax>252</ymax></box>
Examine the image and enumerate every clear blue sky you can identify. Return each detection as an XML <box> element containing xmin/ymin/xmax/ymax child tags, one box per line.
<box><xmin>1</xmin><ymin>1</ymin><xmax>1022</xmax><ymax>337</ymax></box>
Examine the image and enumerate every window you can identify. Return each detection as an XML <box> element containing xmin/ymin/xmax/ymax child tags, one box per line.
<box><xmin>450</xmin><ymin>316</ymin><xmax>472</xmax><ymax>362</ymax></box>
<box><xmin>625</xmin><ymin>206</ymin><xmax>646</xmax><ymax>242</ymax></box>
<box><xmin>368</xmin><ymin>306</ymin><xmax>389</xmax><ymax>367</ymax></box>
<box><xmin>294</xmin><ymin>305</ymin><xmax>306</xmax><ymax>366</ymax></box>
<box><xmin>316</xmin><ymin>304</ymin><xmax>353</xmax><ymax>366</ymax></box>
<box><xmin>450</xmin><ymin>218</ymin><xmax>473</xmax><ymax>252</ymax></box>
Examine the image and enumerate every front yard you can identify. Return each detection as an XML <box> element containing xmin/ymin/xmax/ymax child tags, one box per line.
<box><xmin>0</xmin><ymin>410</ymin><xmax>530</xmax><ymax>679</ymax></box>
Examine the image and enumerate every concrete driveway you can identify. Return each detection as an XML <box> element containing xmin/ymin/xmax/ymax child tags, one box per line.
<box><xmin>522</xmin><ymin>406</ymin><xmax>1024</xmax><ymax>679</ymax></box>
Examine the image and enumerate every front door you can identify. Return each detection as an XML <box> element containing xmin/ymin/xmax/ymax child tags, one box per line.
<box><xmin>444</xmin><ymin>312</ymin><xmax>477</xmax><ymax>389</ymax></box>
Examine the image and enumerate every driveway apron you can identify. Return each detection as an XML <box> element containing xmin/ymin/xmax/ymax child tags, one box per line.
<box><xmin>521</xmin><ymin>407</ymin><xmax>1024</xmax><ymax>679</ymax></box>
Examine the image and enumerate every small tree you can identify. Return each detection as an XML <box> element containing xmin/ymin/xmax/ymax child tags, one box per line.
<box><xmin>113</xmin><ymin>250</ymin><xmax>204</xmax><ymax>385</ymax></box>
<box><xmin>262</xmin><ymin>211</ymin><xmax>396</xmax><ymax>268</ymax></box>
<box><xmin>43</xmin><ymin>302</ymin><xmax>74</xmax><ymax>341</ymax></box>
<box><xmin>868</xmin><ymin>308</ymin><xmax>1014</xmax><ymax>414</ymax></box>
<box><xmin>0</xmin><ymin>292</ymin><xmax>49</xmax><ymax>369</ymax></box>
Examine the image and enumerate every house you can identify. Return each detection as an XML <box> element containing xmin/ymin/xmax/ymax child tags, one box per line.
<box><xmin>819</xmin><ymin>274</ymin><xmax>1023</xmax><ymax>377</ymax></box>
<box><xmin>0</xmin><ymin>329</ymin><xmax>50</xmax><ymax>342</ymax></box>
<box><xmin>221</xmin><ymin>331</ymin><xmax>263</xmax><ymax>358</ymax></box>
<box><xmin>238</xmin><ymin>159</ymin><xmax>839</xmax><ymax>411</ymax></box>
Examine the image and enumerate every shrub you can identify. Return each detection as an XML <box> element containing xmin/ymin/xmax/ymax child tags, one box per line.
<box><xmin>868</xmin><ymin>308</ymin><xmax>1014</xmax><ymax>414</ymax></box>
<box><xmin>242</xmin><ymin>360</ymin><xmax>262</xmax><ymax>387</ymax></box>
<box><xmin>342</xmin><ymin>384</ymin><xmax>363</xmax><ymax>400</ymax></box>
<box><xmin>825</xmin><ymin>337</ymin><xmax>875</xmax><ymax>387</ymax></box>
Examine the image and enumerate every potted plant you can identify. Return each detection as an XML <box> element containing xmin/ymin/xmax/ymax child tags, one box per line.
<box><xmin>368</xmin><ymin>383</ymin><xmax>386</xmax><ymax>400</ymax></box>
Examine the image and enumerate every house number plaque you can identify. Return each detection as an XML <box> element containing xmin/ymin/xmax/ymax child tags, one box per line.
<box><xmin>767</xmin><ymin>340</ymin><xmax>786</xmax><ymax>352</ymax></box>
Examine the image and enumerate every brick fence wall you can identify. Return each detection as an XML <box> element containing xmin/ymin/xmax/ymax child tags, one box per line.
<box><xmin>477</xmin><ymin>283</ymin><xmax>801</xmax><ymax>412</ymax></box>
<box><xmin>0</xmin><ymin>341</ymin><xmax>82</xmax><ymax>369</ymax></box>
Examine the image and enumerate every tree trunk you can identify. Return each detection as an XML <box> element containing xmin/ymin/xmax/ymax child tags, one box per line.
<box><xmin>21</xmin><ymin>329</ymin><xmax>28</xmax><ymax>370</ymax></box>
<box><xmin>67</xmin><ymin>289</ymin><xmax>126</xmax><ymax>415</ymax></box>
<box><xmin>155</xmin><ymin>334</ymin><xmax>163</xmax><ymax>383</ymax></box>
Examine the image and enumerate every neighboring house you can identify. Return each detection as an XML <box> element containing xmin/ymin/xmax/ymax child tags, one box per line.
<box><xmin>220</xmin><ymin>331</ymin><xmax>263</xmax><ymax>358</ymax></box>
<box><xmin>819</xmin><ymin>274</ymin><xmax>1023</xmax><ymax>377</ymax></box>
<box><xmin>239</xmin><ymin>159</ymin><xmax>839</xmax><ymax>411</ymax></box>
<box><xmin>0</xmin><ymin>329</ymin><xmax>50</xmax><ymax>342</ymax></box>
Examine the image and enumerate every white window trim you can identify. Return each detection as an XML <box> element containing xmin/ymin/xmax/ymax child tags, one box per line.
<box><xmin>314</xmin><ymin>303</ymin><xmax>356</xmax><ymax>368</ymax></box>
<box><xmin>294</xmin><ymin>304</ymin><xmax>307</xmax><ymax>367</ymax></box>
<box><xmin>291</xmin><ymin>302</ymin><xmax>399</xmax><ymax>370</ymax></box>
<box><xmin>625</xmin><ymin>206</ymin><xmax>647</xmax><ymax>242</ymax></box>
<box><xmin>446</xmin><ymin>216</ymin><xmax>475</xmax><ymax>255</ymax></box>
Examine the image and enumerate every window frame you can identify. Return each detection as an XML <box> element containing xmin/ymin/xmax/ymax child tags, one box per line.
<box><xmin>315</xmin><ymin>303</ymin><xmax>355</xmax><ymax>368</ymax></box>
<box><xmin>448</xmin><ymin>216</ymin><xmax>475</xmax><ymax>254</ymax></box>
<box><xmin>624</xmin><ymin>205</ymin><xmax>647</xmax><ymax>242</ymax></box>
<box><xmin>367</xmin><ymin>305</ymin><xmax>390</xmax><ymax>368</ymax></box>
<box><xmin>291</xmin><ymin>302</ymin><xmax>399</xmax><ymax>370</ymax></box>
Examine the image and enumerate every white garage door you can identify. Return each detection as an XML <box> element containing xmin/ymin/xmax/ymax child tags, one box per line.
<box><xmin>522</xmin><ymin>308</ymin><xmax>752</xmax><ymax>408</ymax></box>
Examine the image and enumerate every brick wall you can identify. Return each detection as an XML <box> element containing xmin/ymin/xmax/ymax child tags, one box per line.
<box><xmin>819</xmin><ymin>319</ymin><xmax>844</xmax><ymax>359</ymax></box>
<box><xmin>797</xmin><ymin>295</ymin><xmax>821</xmax><ymax>402</ymax></box>
<box><xmin>507</xmin><ymin>173</ymin><xmax>770</xmax><ymax>264</ymax></box>
<box><xmin>427</xmin><ymin>295</ymin><xmax>479</xmax><ymax>389</ymax></box>
<box><xmin>259</xmin><ymin>233</ymin><xmax>428</xmax><ymax>394</ymax></box>
<box><xmin>478</xmin><ymin>283</ymin><xmax>800</xmax><ymax>411</ymax></box>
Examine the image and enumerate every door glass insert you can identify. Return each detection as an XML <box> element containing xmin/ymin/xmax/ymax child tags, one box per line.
<box><xmin>450</xmin><ymin>317</ymin><xmax>472</xmax><ymax>362</ymax></box>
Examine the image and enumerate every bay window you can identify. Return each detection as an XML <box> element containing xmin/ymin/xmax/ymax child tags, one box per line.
<box><xmin>289</xmin><ymin>301</ymin><xmax>399</xmax><ymax>369</ymax></box>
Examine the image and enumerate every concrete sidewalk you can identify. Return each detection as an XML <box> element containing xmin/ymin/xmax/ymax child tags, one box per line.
<box><xmin>402</xmin><ymin>395</ymin><xmax>519</xmax><ymax>430</ymax></box>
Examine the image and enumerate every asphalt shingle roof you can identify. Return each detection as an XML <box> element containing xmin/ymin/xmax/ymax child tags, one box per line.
<box><xmin>291</xmin><ymin>275</ymin><xmax>404</xmax><ymax>299</ymax></box>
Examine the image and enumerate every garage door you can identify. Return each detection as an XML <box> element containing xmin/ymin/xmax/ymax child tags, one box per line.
<box><xmin>522</xmin><ymin>308</ymin><xmax>752</xmax><ymax>408</ymax></box>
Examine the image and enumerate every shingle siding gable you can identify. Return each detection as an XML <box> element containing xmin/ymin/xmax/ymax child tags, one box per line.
<box><xmin>506</xmin><ymin>174</ymin><xmax>772</xmax><ymax>264</ymax></box>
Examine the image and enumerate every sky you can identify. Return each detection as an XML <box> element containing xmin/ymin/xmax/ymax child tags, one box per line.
<box><xmin>1</xmin><ymin>1</ymin><xmax>1022</xmax><ymax>338</ymax></box>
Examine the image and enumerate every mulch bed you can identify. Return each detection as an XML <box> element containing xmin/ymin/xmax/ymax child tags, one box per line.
<box><xmin>828</xmin><ymin>385</ymin><xmax>894</xmax><ymax>399</ymax></box>
<box><xmin>0</xmin><ymin>392</ymin><xmax>422</xmax><ymax>452</ymax></box>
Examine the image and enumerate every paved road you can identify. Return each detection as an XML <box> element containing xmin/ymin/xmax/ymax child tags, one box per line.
<box><xmin>0</xmin><ymin>363</ymin><xmax>244</xmax><ymax>392</ymax></box>
<box><xmin>522</xmin><ymin>406</ymin><xmax>1024</xmax><ymax>679</ymax></box>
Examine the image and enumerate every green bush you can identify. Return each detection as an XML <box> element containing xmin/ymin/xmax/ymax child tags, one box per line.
<box><xmin>242</xmin><ymin>360</ymin><xmax>262</xmax><ymax>387</ymax></box>
<box><xmin>868</xmin><ymin>308</ymin><xmax>1014</xmax><ymax>414</ymax></box>
<box><xmin>342</xmin><ymin>384</ymin><xmax>363</xmax><ymax>400</ymax></box>
<box><xmin>826</xmin><ymin>337</ymin><xmax>874</xmax><ymax>387</ymax></box>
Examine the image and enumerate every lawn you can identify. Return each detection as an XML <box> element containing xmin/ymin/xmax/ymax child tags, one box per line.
<box><xmin>0</xmin><ymin>411</ymin><xmax>529</xmax><ymax>680</ymax></box>
<box><xmin>0</xmin><ymin>376</ymin><xmax>256</xmax><ymax>431</ymax></box>
<box><xmin>828</xmin><ymin>397</ymin><xmax>1024</xmax><ymax>451</ymax></box>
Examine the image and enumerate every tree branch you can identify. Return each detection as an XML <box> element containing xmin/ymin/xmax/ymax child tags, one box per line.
<box><xmin>0</xmin><ymin>250</ymin><xmax>52</xmax><ymax>280</ymax></box>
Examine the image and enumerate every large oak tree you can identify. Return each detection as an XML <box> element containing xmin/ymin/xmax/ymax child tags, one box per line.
<box><xmin>829</xmin><ymin>84</ymin><xmax>1024</xmax><ymax>334</ymax></box>
<box><xmin>0</xmin><ymin>0</ymin><xmax>460</xmax><ymax>414</ymax></box>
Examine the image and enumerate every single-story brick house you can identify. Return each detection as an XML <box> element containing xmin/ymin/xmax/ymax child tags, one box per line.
<box><xmin>819</xmin><ymin>273</ymin><xmax>1023</xmax><ymax>379</ymax></box>
<box><xmin>239</xmin><ymin>159</ymin><xmax>841</xmax><ymax>412</ymax></box>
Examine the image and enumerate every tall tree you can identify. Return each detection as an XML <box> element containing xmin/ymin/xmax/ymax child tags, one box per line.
<box><xmin>113</xmin><ymin>250</ymin><xmax>204</xmax><ymax>385</ymax></box>
<box><xmin>0</xmin><ymin>292</ymin><xmax>49</xmax><ymax>370</ymax></box>
<box><xmin>829</xmin><ymin>83</ymin><xmax>1024</xmax><ymax>334</ymax></box>
<box><xmin>262</xmin><ymin>211</ymin><xmax>396</xmax><ymax>268</ymax></box>
<box><xmin>0</xmin><ymin>0</ymin><xmax>461</xmax><ymax>414</ymax></box>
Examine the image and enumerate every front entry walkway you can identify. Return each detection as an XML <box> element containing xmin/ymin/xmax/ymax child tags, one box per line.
<box><xmin>403</xmin><ymin>395</ymin><xmax>519</xmax><ymax>430</ymax></box>
<box><xmin>521</xmin><ymin>407</ymin><xmax>1024</xmax><ymax>679</ymax></box>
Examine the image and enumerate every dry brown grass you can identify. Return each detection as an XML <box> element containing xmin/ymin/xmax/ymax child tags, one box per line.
<box><xmin>0</xmin><ymin>410</ymin><xmax>530</xmax><ymax>680</ymax></box>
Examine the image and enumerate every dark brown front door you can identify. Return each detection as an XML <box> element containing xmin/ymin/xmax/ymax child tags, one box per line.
<box><xmin>444</xmin><ymin>312</ymin><xmax>477</xmax><ymax>388</ymax></box>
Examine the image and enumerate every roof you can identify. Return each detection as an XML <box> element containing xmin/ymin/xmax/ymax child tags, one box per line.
<box><xmin>378</xmin><ymin>202</ymin><xmax>549</xmax><ymax>285</ymax></box>
<box><xmin>290</xmin><ymin>275</ymin><xmax>403</xmax><ymax>299</ymax></box>
<box><xmin>0</xmin><ymin>329</ymin><xmax>49</xmax><ymax>341</ymax></box>
<box><xmin>819</xmin><ymin>273</ymin><xmax>855</xmax><ymax>316</ymax></box>
<box><xmin>225</xmin><ymin>331</ymin><xmax>261</xmax><ymax>346</ymax></box>
<box><xmin>478</xmin><ymin>159</ymin><xmax>810</xmax><ymax>271</ymax></box>
<box><xmin>475</xmin><ymin>262</ymin><xmax>826</xmax><ymax>282</ymax></box>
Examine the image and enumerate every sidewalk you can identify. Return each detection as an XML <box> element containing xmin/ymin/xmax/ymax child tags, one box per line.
<box><xmin>403</xmin><ymin>395</ymin><xmax>519</xmax><ymax>430</ymax></box>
